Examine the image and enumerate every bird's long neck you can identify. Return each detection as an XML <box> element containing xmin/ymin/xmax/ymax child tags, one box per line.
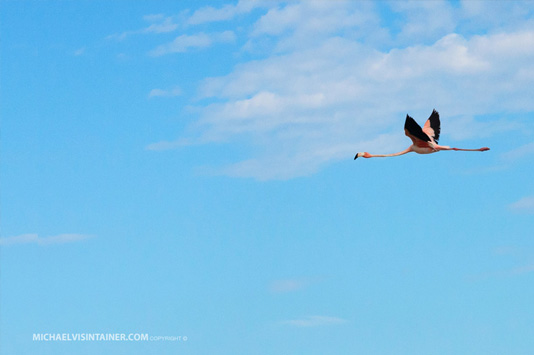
<box><xmin>367</xmin><ymin>148</ymin><xmax>412</xmax><ymax>158</ymax></box>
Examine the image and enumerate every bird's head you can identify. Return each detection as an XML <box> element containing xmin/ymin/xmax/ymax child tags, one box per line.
<box><xmin>354</xmin><ymin>152</ymin><xmax>370</xmax><ymax>160</ymax></box>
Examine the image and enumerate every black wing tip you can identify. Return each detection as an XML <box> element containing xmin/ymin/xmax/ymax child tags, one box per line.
<box><xmin>428</xmin><ymin>108</ymin><xmax>441</xmax><ymax>143</ymax></box>
<box><xmin>404</xmin><ymin>114</ymin><xmax>416</xmax><ymax>127</ymax></box>
<box><xmin>404</xmin><ymin>113</ymin><xmax>431</xmax><ymax>142</ymax></box>
<box><xmin>430</xmin><ymin>109</ymin><xmax>440</xmax><ymax>119</ymax></box>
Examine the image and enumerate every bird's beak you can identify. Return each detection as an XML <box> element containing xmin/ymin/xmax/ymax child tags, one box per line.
<box><xmin>354</xmin><ymin>154</ymin><xmax>358</xmax><ymax>160</ymax></box>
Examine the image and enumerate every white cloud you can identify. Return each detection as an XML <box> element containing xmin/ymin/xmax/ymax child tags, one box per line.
<box><xmin>175</xmin><ymin>30</ymin><xmax>533</xmax><ymax>178</ymax></box>
<box><xmin>459</xmin><ymin>1</ymin><xmax>534</xmax><ymax>33</ymax></box>
<box><xmin>269</xmin><ymin>279</ymin><xmax>307</xmax><ymax>293</ymax></box>
<box><xmin>144</xmin><ymin>1</ymin><xmax>534</xmax><ymax>180</ymax></box>
<box><xmin>0</xmin><ymin>233</ymin><xmax>93</xmax><ymax>246</ymax></box>
<box><xmin>445</xmin><ymin>115</ymin><xmax>523</xmax><ymax>141</ymax></box>
<box><xmin>108</xmin><ymin>1</ymin><xmax>267</xmax><ymax>41</ymax></box>
<box><xmin>145</xmin><ymin>138</ymin><xmax>194</xmax><ymax>151</ymax></box>
<box><xmin>390</xmin><ymin>0</ymin><xmax>456</xmax><ymax>43</ymax></box>
<box><xmin>149</xmin><ymin>86</ymin><xmax>182</xmax><ymax>98</ymax></box>
<box><xmin>466</xmin><ymin>142</ymin><xmax>534</xmax><ymax>174</ymax></box>
<box><xmin>508</xmin><ymin>196</ymin><xmax>534</xmax><ymax>213</ymax></box>
<box><xmin>250</xmin><ymin>1</ymin><xmax>385</xmax><ymax>51</ymax></box>
<box><xmin>468</xmin><ymin>245</ymin><xmax>534</xmax><ymax>281</ymax></box>
<box><xmin>509</xmin><ymin>263</ymin><xmax>534</xmax><ymax>275</ymax></box>
<box><xmin>187</xmin><ymin>0</ymin><xmax>270</xmax><ymax>25</ymax></box>
<box><xmin>460</xmin><ymin>141</ymin><xmax>534</xmax><ymax>174</ymax></box>
<box><xmin>251</xmin><ymin>3</ymin><xmax>301</xmax><ymax>37</ymax></box>
<box><xmin>269</xmin><ymin>277</ymin><xmax>319</xmax><ymax>293</ymax></box>
<box><xmin>143</xmin><ymin>14</ymin><xmax>166</xmax><ymax>22</ymax></box>
<box><xmin>500</xmin><ymin>142</ymin><xmax>534</xmax><ymax>162</ymax></box>
<box><xmin>281</xmin><ymin>315</ymin><xmax>348</xmax><ymax>327</ymax></box>
<box><xmin>468</xmin><ymin>262</ymin><xmax>534</xmax><ymax>281</ymax></box>
<box><xmin>73</xmin><ymin>47</ymin><xmax>86</xmax><ymax>56</ymax></box>
<box><xmin>108</xmin><ymin>15</ymin><xmax>179</xmax><ymax>40</ymax></box>
<box><xmin>149</xmin><ymin>31</ymin><xmax>236</xmax><ymax>56</ymax></box>
<box><xmin>143</xmin><ymin>17</ymin><xmax>179</xmax><ymax>34</ymax></box>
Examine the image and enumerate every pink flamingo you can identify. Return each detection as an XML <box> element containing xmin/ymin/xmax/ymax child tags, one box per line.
<box><xmin>354</xmin><ymin>109</ymin><xmax>490</xmax><ymax>160</ymax></box>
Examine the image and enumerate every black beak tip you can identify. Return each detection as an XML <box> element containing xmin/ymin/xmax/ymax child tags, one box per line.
<box><xmin>354</xmin><ymin>154</ymin><xmax>358</xmax><ymax>160</ymax></box>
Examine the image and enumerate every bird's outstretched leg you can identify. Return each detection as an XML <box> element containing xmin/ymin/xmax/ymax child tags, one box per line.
<box><xmin>453</xmin><ymin>147</ymin><xmax>490</xmax><ymax>151</ymax></box>
<box><xmin>435</xmin><ymin>145</ymin><xmax>490</xmax><ymax>152</ymax></box>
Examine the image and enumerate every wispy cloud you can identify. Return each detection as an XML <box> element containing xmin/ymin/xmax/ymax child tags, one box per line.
<box><xmin>493</xmin><ymin>246</ymin><xmax>534</xmax><ymax>270</ymax></box>
<box><xmin>143</xmin><ymin>16</ymin><xmax>179</xmax><ymax>34</ymax></box>
<box><xmin>148</xmin><ymin>31</ymin><xmax>236</xmax><ymax>56</ymax></box>
<box><xmin>509</xmin><ymin>263</ymin><xmax>534</xmax><ymax>275</ymax></box>
<box><xmin>148</xmin><ymin>86</ymin><xmax>182</xmax><ymax>98</ymax></box>
<box><xmin>108</xmin><ymin>15</ymin><xmax>179</xmax><ymax>40</ymax></box>
<box><xmin>468</xmin><ymin>263</ymin><xmax>534</xmax><ymax>282</ymax></box>
<box><xmin>281</xmin><ymin>315</ymin><xmax>348</xmax><ymax>327</ymax></box>
<box><xmin>508</xmin><ymin>196</ymin><xmax>534</xmax><ymax>213</ymax></box>
<box><xmin>250</xmin><ymin>1</ymin><xmax>384</xmax><ymax>50</ymax></box>
<box><xmin>445</xmin><ymin>115</ymin><xmax>523</xmax><ymax>141</ymax></box>
<box><xmin>73</xmin><ymin>47</ymin><xmax>86</xmax><ymax>56</ymax></box>
<box><xmin>143</xmin><ymin>14</ymin><xmax>166</xmax><ymax>22</ymax></box>
<box><xmin>0</xmin><ymin>233</ymin><xmax>93</xmax><ymax>246</ymax></box>
<box><xmin>187</xmin><ymin>0</ymin><xmax>269</xmax><ymax>25</ymax></box>
<box><xmin>145</xmin><ymin>138</ymin><xmax>195</xmax><ymax>151</ymax></box>
<box><xmin>468</xmin><ymin>245</ymin><xmax>534</xmax><ymax>281</ymax></box>
<box><xmin>389</xmin><ymin>0</ymin><xmax>455</xmax><ymax>44</ymax></box>
<box><xmin>145</xmin><ymin>1</ymin><xmax>534</xmax><ymax>180</ymax></box>
<box><xmin>500</xmin><ymin>142</ymin><xmax>534</xmax><ymax>162</ymax></box>
<box><xmin>269</xmin><ymin>278</ymin><xmax>317</xmax><ymax>294</ymax></box>
<box><xmin>461</xmin><ymin>141</ymin><xmax>534</xmax><ymax>174</ymax></box>
<box><xmin>108</xmin><ymin>1</ymin><xmax>266</xmax><ymax>41</ymax></box>
<box><xmin>183</xmin><ymin>30</ymin><xmax>533</xmax><ymax>178</ymax></box>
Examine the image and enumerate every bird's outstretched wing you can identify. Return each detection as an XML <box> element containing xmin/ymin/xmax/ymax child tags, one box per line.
<box><xmin>422</xmin><ymin>109</ymin><xmax>440</xmax><ymax>143</ymax></box>
<box><xmin>404</xmin><ymin>114</ymin><xmax>431</xmax><ymax>144</ymax></box>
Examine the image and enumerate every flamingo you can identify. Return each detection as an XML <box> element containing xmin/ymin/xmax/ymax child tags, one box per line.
<box><xmin>354</xmin><ymin>109</ymin><xmax>490</xmax><ymax>160</ymax></box>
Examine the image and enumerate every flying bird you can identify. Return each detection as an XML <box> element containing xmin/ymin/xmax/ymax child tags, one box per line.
<box><xmin>354</xmin><ymin>109</ymin><xmax>489</xmax><ymax>160</ymax></box>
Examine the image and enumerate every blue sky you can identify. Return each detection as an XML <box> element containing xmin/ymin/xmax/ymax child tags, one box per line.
<box><xmin>1</xmin><ymin>1</ymin><xmax>534</xmax><ymax>354</ymax></box>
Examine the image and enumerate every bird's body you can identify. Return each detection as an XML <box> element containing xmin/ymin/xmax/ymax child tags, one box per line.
<box><xmin>354</xmin><ymin>109</ymin><xmax>489</xmax><ymax>160</ymax></box>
